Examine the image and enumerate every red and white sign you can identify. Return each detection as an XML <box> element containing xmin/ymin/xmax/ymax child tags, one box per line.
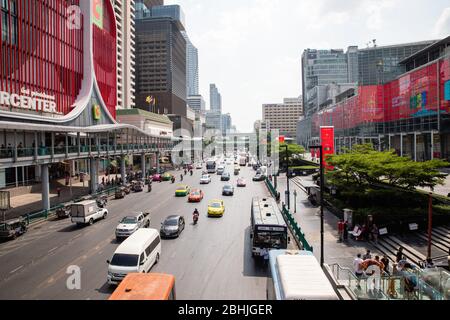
<box><xmin>320</xmin><ymin>126</ymin><xmax>335</xmax><ymax>170</ymax></box>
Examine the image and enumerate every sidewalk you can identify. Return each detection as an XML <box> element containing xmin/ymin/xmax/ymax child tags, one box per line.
<box><xmin>274</xmin><ymin>175</ymin><xmax>378</xmax><ymax>270</ymax></box>
<box><xmin>4</xmin><ymin>174</ymin><xmax>124</xmax><ymax>221</ymax></box>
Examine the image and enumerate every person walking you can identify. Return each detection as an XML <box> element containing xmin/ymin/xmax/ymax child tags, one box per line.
<box><xmin>381</xmin><ymin>255</ymin><xmax>390</xmax><ymax>275</ymax></box>
<box><xmin>57</xmin><ymin>187</ymin><xmax>61</xmax><ymax>197</ymax></box>
<box><xmin>396</xmin><ymin>247</ymin><xmax>404</xmax><ymax>263</ymax></box>
<box><xmin>371</xmin><ymin>224</ymin><xmax>379</xmax><ymax>243</ymax></box>
<box><xmin>338</xmin><ymin>220</ymin><xmax>344</xmax><ymax>242</ymax></box>
<box><xmin>343</xmin><ymin>220</ymin><xmax>349</xmax><ymax>242</ymax></box>
<box><xmin>363</xmin><ymin>250</ymin><xmax>372</xmax><ymax>261</ymax></box>
<box><xmin>353</xmin><ymin>254</ymin><xmax>365</xmax><ymax>289</ymax></box>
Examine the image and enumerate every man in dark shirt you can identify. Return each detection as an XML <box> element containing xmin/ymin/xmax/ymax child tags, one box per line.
<box><xmin>396</xmin><ymin>247</ymin><xmax>404</xmax><ymax>263</ymax></box>
<box><xmin>381</xmin><ymin>255</ymin><xmax>390</xmax><ymax>275</ymax></box>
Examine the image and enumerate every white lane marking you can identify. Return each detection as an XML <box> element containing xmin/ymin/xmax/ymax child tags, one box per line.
<box><xmin>9</xmin><ymin>265</ymin><xmax>23</xmax><ymax>274</ymax></box>
<box><xmin>48</xmin><ymin>246</ymin><xmax>58</xmax><ymax>253</ymax></box>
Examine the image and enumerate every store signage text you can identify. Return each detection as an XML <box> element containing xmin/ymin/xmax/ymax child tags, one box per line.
<box><xmin>0</xmin><ymin>88</ymin><xmax>57</xmax><ymax>114</ymax></box>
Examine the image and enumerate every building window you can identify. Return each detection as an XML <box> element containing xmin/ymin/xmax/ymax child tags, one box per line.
<box><xmin>1</xmin><ymin>0</ymin><xmax>17</xmax><ymax>45</ymax></box>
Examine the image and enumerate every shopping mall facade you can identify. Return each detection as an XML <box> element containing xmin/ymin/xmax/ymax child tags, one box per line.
<box><xmin>297</xmin><ymin>37</ymin><xmax>450</xmax><ymax>162</ymax></box>
<box><xmin>0</xmin><ymin>0</ymin><xmax>173</xmax><ymax>210</ymax></box>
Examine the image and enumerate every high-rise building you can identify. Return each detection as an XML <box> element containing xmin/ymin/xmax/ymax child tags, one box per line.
<box><xmin>135</xmin><ymin>5</ymin><xmax>187</xmax><ymax>116</ymax></box>
<box><xmin>187</xmin><ymin>95</ymin><xmax>206</xmax><ymax>113</ymax></box>
<box><xmin>263</xmin><ymin>97</ymin><xmax>303</xmax><ymax>138</ymax></box>
<box><xmin>143</xmin><ymin>0</ymin><xmax>164</xmax><ymax>7</ymax></box>
<box><xmin>221</xmin><ymin>113</ymin><xmax>232</xmax><ymax>133</ymax></box>
<box><xmin>183</xmin><ymin>33</ymin><xmax>199</xmax><ymax>96</ymax></box>
<box><xmin>205</xmin><ymin>111</ymin><xmax>222</xmax><ymax>131</ymax></box>
<box><xmin>210</xmin><ymin>84</ymin><xmax>222</xmax><ymax>113</ymax></box>
<box><xmin>113</xmin><ymin>0</ymin><xmax>136</xmax><ymax>109</ymax></box>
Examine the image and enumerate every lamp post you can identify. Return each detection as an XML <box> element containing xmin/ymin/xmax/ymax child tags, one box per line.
<box><xmin>285</xmin><ymin>145</ymin><xmax>290</xmax><ymax>210</ymax></box>
<box><xmin>309</xmin><ymin>145</ymin><xmax>324</xmax><ymax>267</ymax></box>
<box><xmin>427</xmin><ymin>193</ymin><xmax>433</xmax><ymax>259</ymax></box>
<box><xmin>293</xmin><ymin>189</ymin><xmax>297</xmax><ymax>213</ymax></box>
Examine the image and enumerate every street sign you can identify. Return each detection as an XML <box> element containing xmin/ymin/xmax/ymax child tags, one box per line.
<box><xmin>0</xmin><ymin>191</ymin><xmax>10</xmax><ymax>210</ymax></box>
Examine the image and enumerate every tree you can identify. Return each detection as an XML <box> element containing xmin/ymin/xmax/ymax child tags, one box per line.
<box><xmin>279</xmin><ymin>143</ymin><xmax>306</xmax><ymax>165</ymax></box>
<box><xmin>326</xmin><ymin>144</ymin><xmax>449</xmax><ymax>191</ymax></box>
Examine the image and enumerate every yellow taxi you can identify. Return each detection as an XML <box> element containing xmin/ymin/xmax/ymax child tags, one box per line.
<box><xmin>175</xmin><ymin>184</ymin><xmax>190</xmax><ymax>197</ymax></box>
<box><xmin>207</xmin><ymin>200</ymin><xmax>225</xmax><ymax>217</ymax></box>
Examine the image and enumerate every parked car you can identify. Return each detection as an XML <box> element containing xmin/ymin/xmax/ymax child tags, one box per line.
<box><xmin>160</xmin><ymin>215</ymin><xmax>185</xmax><ymax>238</ymax></box>
<box><xmin>115</xmin><ymin>212</ymin><xmax>151</xmax><ymax>241</ymax></box>
<box><xmin>0</xmin><ymin>217</ymin><xmax>27</xmax><ymax>240</ymax></box>
<box><xmin>56</xmin><ymin>204</ymin><xmax>72</xmax><ymax>219</ymax></box>
<box><xmin>152</xmin><ymin>174</ymin><xmax>162</xmax><ymax>182</ymax></box>
<box><xmin>222</xmin><ymin>184</ymin><xmax>235</xmax><ymax>196</ymax></box>
<box><xmin>71</xmin><ymin>200</ymin><xmax>108</xmax><ymax>226</ymax></box>
<box><xmin>221</xmin><ymin>172</ymin><xmax>231</xmax><ymax>181</ymax></box>
<box><xmin>133</xmin><ymin>181</ymin><xmax>144</xmax><ymax>192</ymax></box>
<box><xmin>115</xmin><ymin>186</ymin><xmax>127</xmax><ymax>199</ymax></box>
<box><xmin>200</xmin><ymin>174</ymin><xmax>211</xmax><ymax>184</ymax></box>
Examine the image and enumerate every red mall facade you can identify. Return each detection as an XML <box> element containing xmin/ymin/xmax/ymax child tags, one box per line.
<box><xmin>0</xmin><ymin>0</ymin><xmax>171</xmax><ymax>203</ymax></box>
<box><xmin>298</xmin><ymin>45</ymin><xmax>450</xmax><ymax>162</ymax></box>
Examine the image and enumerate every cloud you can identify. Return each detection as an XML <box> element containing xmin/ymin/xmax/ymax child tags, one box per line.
<box><xmin>433</xmin><ymin>7</ymin><xmax>450</xmax><ymax>38</ymax></box>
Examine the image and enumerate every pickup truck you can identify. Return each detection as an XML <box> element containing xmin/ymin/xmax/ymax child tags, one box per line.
<box><xmin>71</xmin><ymin>200</ymin><xmax>108</xmax><ymax>226</ymax></box>
<box><xmin>115</xmin><ymin>212</ymin><xmax>151</xmax><ymax>240</ymax></box>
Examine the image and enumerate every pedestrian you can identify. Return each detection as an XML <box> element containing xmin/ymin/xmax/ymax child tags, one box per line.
<box><xmin>338</xmin><ymin>219</ymin><xmax>344</xmax><ymax>242</ymax></box>
<box><xmin>343</xmin><ymin>220</ymin><xmax>349</xmax><ymax>241</ymax></box>
<box><xmin>262</xmin><ymin>248</ymin><xmax>269</xmax><ymax>267</ymax></box>
<box><xmin>381</xmin><ymin>255</ymin><xmax>390</xmax><ymax>275</ymax></box>
<box><xmin>424</xmin><ymin>257</ymin><xmax>434</xmax><ymax>268</ymax></box>
<box><xmin>371</xmin><ymin>224</ymin><xmax>379</xmax><ymax>243</ymax></box>
<box><xmin>57</xmin><ymin>187</ymin><xmax>61</xmax><ymax>197</ymax></box>
<box><xmin>396</xmin><ymin>247</ymin><xmax>404</xmax><ymax>263</ymax></box>
<box><xmin>387</xmin><ymin>263</ymin><xmax>398</xmax><ymax>298</ymax></box>
<box><xmin>353</xmin><ymin>253</ymin><xmax>365</xmax><ymax>289</ymax></box>
<box><xmin>363</xmin><ymin>250</ymin><xmax>372</xmax><ymax>260</ymax></box>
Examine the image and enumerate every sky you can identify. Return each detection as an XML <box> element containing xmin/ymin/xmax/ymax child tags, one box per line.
<box><xmin>165</xmin><ymin>0</ymin><xmax>450</xmax><ymax>132</ymax></box>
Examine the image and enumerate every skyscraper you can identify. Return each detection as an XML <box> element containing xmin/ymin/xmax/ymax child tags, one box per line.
<box><xmin>183</xmin><ymin>33</ymin><xmax>199</xmax><ymax>96</ymax></box>
<box><xmin>221</xmin><ymin>113</ymin><xmax>232</xmax><ymax>133</ymax></box>
<box><xmin>210</xmin><ymin>84</ymin><xmax>222</xmax><ymax>113</ymax></box>
<box><xmin>263</xmin><ymin>97</ymin><xmax>303</xmax><ymax>138</ymax></box>
<box><xmin>114</xmin><ymin>0</ymin><xmax>136</xmax><ymax>109</ymax></box>
<box><xmin>135</xmin><ymin>5</ymin><xmax>187</xmax><ymax>116</ymax></box>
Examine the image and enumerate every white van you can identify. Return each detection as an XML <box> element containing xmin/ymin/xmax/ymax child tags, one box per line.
<box><xmin>107</xmin><ymin>228</ymin><xmax>161</xmax><ymax>285</ymax></box>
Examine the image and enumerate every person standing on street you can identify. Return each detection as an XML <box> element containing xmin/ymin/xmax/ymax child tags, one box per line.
<box><xmin>343</xmin><ymin>220</ymin><xmax>349</xmax><ymax>242</ymax></box>
<box><xmin>371</xmin><ymin>224</ymin><xmax>379</xmax><ymax>243</ymax></box>
<box><xmin>363</xmin><ymin>250</ymin><xmax>372</xmax><ymax>261</ymax></box>
<box><xmin>353</xmin><ymin>254</ymin><xmax>364</xmax><ymax>289</ymax></box>
<box><xmin>338</xmin><ymin>220</ymin><xmax>344</xmax><ymax>242</ymax></box>
<box><xmin>381</xmin><ymin>255</ymin><xmax>390</xmax><ymax>275</ymax></box>
<box><xmin>396</xmin><ymin>247</ymin><xmax>404</xmax><ymax>263</ymax></box>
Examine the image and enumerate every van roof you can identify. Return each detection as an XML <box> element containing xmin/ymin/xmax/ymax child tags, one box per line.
<box><xmin>109</xmin><ymin>273</ymin><xmax>175</xmax><ymax>300</ymax></box>
<box><xmin>73</xmin><ymin>200</ymin><xmax>96</xmax><ymax>206</ymax></box>
<box><xmin>115</xmin><ymin>229</ymin><xmax>159</xmax><ymax>255</ymax></box>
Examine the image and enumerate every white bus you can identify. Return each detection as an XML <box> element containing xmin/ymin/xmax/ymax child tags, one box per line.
<box><xmin>267</xmin><ymin>250</ymin><xmax>339</xmax><ymax>300</ymax></box>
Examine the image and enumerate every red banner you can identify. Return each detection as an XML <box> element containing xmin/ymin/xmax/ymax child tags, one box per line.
<box><xmin>320</xmin><ymin>127</ymin><xmax>335</xmax><ymax>170</ymax></box>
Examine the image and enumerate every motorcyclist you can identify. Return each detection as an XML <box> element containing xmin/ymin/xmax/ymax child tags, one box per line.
<box><xmin>147</xmin><ymin>180</ymin><xmax>152</xmax><ymax>192</ymax></box>
<box><xmin>190</xmin><ymin>170</ymin><xmax>193</xmax><ymax>176</ymax></box>
<box><xmin>171</xmin><ymin>176</ymin><xmax>175</xmax><ymax>183</ymax></box>
<box><xmin>193</xmin><ymin>208</ymin><xmax>199</xmax><ymax>224</ymax></box>
<box><xmin>180</xmin><ymin>174</ymin><xmax>184</xmax><ymax>181</ymax></box>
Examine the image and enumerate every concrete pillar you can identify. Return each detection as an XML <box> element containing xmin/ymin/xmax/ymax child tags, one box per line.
<box><xmin>42</xmin><ymin>164</ymin><xmax>50</xmax><ymax>212</ymax></box>
<box><xmin>378</xmin><ymin>135</ymin><xmax>382</xmax><ymax>152</ymax></box>
<box><xmin>35</xmin><ymin>165</ymin><xmax>42</xmax><ymax>182</ymax></box>
<box><xmin>431</xmin><ymin>131</ymin><xmax>434</xmax><ymax>160</ymax></box>
<box><xmin>388</xmin><ymin>135</ymin><xmax>391</xmax><ymax>150</ymax></box>
<box><xmin>156</xmin><ymin>151</ymin><xmax>160</xmax><ymax>174</ymax></box>
<box><xmin>90</xmin><ymin>158</ymin><xmax>98</xmax><ymax>193</ymax></box>
<box><xmin>141</xmin><ymin>153</ymin><xmax>146</xmax><ymax>177</ymax></box>
<box><xmin>400</xmin><ymin>134</ymin><xmax>404</xmax><ymax>157</ymax></box>
<box><xmin>120</xmin><ymin>156</ymin><xmax>126</xmax><ymax>185</ymax></box>
<box><xmin>414</xmin><ymin>132</ymin><xmax>417</xmax><ymax>161</ymax></box>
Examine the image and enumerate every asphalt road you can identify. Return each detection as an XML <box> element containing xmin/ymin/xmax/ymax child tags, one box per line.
<box><xmin>0</xmin><ymin>163</ymin><xmax>271</xmax><ymax>300</ymax></box>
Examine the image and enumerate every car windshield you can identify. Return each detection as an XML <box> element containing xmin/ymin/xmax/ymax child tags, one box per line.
<box><xmin>224</xmin><ymin>185</ymin><xmax>232</xmax><ymax>190</ymax></box>
<box><xmin>210</xmin><ymin>202</ymin><xmax>222</xmax><ymax>208</ymax></box>
<box><xmin>201</xmin><ymin>175</ymin><xmax>209</xmax><ymax>179</ymax></box>
<box><xmin>164</xmin><ymin>219</ymin><xmax>178</xmax><ymax>226</ymax></box>
<box><xmin>110</xmin><ymin>254</ymin><xmax>139</xmax><ymax>267</ymax></box>
<box><xmin>191</xmin><ymin>191</ymin><xmax>200</xmax><ymax>196</ymax></box>
<box><xmin>121</xmin><ymin>217</ymin><xmax>137</xmax><ymax>224</ymax></box>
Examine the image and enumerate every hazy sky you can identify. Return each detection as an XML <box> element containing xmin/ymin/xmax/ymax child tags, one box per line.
<box><xmin>165</xmin><ymin>0</ymin><xmax>450</xmax><ymax>132</ymax></box>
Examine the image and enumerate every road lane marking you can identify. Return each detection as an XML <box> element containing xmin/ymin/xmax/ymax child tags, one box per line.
<box><xmin>9</xmin><ymin>265</ymin><xmax>23</xmax><ymax>274</ymax></box>
<box><xmin>48</xmin><ymin>246</ymin><xmax>58</xmax><ymax>253</ymax></box>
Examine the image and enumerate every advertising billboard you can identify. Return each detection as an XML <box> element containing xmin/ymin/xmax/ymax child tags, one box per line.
<box><xmin>320</xmin><ymin>127</ymin><xmax>335</xmax><ymax>170</ymax></box>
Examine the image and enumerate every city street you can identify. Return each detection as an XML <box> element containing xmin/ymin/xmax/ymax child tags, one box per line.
<box><xmin>0</xmin><ymin>164</ymin><xmax>270</xmax><ymax>300</ymax></box>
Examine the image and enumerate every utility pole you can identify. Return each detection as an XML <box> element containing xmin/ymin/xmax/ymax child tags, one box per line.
<box><xmin>309</xmin><ymin>145</ymin><xmax>324</xmax><ymax>267</ymax></box>
<box><xmin>285</xmin><ymin>145</ymin><xmax>290</xmax><ymax>210</ymax></box>
<box><xmin>427</xmin><ymin>193</ymin><xmax>433</xmax><ymax>259</ymax></box>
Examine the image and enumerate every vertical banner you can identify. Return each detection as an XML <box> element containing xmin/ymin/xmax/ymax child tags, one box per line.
<box><xmin>320</xmin><ymin>126</ymin><xmax>335</xmax><ymax>170</ymax></box>
<box><xmin>92</xmin><ymin>0</ymin><xmax>104</xmax><ymax>29</ymax></box>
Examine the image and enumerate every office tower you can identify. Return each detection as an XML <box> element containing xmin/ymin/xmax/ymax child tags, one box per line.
<box><xmin>263</xmin><ymin>97</ymin><xmax>303</xmax><ymax>138</ymax></box>
<box><xmin>210</xmin><ymin>84</ymin><xmax>222</xmax><ymax>113</ymax></box>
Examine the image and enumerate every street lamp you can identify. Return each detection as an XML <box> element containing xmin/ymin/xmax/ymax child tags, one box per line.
<box><xmin>284</xmin><ymin>145</ymin><xmax>290</xmax><ymax>209</ymax></box>
<box><xmin>309</xmin><ymin>145</ymin><xmax>324</xmax><ymax>267</ymax></box>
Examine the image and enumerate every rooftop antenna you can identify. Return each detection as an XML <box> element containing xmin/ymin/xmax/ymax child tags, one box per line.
<box><xmin>373</xmin><ymin>39</ymin><xmax>377</xmax><ymax>47</ymax></box>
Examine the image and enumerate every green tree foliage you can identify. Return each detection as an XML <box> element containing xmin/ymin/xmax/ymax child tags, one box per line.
<box><xmin>279</xmin><ymin>143</ymin><xmax>306</xmax><ymax>165</ymax></box>
<box><xmin>326</xmin><ymin>144</ymin><xmax>449</xmax><ymax>190</ymax></box>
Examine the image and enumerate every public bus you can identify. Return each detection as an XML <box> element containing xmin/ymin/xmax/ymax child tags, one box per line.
<box><xmin>206</xmin><ymin>159</ymin><xmax>217</xmax><ymax>173</ymax></box>
<box><xmin>109</xmin><ymin>273</ymin><xmax>176</xmax><ymax>300</ymax></box>
<box><xmin>250</xmin><ymin>197</ymin><xmax>288</xmax><ymax>258</ymax></box>
<box><xmin>267</xmin><ymin>250</ymin><xmax>339</xmax><ymax>300</ymax></box>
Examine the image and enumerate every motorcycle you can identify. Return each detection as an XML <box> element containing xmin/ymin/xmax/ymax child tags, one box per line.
<box><xmin>171</xmin><ymin>177</ymin><xmax>176</xmax><ymax>184</ymax></box>
<box><xmin>193</xmin><ymin>213</ymin><xmax>199</xmax><ymax>225</ymax></box>
<box><xmin>180</xmin><ymin>174</ymin><xmax>184</xmax><ymax>181</ymax></box>
<box><xmin>96</xmin><ymin>196</ymin><xmax>108</xmax><ymax>208</ymax></box>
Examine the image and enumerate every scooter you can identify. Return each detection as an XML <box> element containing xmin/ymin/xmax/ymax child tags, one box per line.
<box><xmin>193</xmin><ymin>213</ymin><xmax>199</xmax><ymax>225</ymax></box>
<box><xmin>171</xmin><ymin>177</ymin><xmax>176</xmax><ymax>184</ymax></box>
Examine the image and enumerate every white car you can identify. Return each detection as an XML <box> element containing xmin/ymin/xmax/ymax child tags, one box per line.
<box><xmin>196</xmin><ymin>163</ymin><xmax>203</xmax><ymax>169</ymax></box>
<box><xmin>200</xmin><ymin>174</ymin><xmax>211</xmax><ymax>184</ymax></box>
